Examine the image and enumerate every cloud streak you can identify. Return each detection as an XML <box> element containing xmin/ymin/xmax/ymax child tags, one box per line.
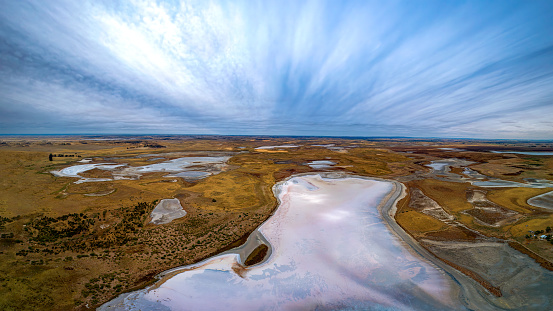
<box><xmin>1</xmin><ymin>0</ymin><xmax>552</xmax><ymax>138</ymax></box>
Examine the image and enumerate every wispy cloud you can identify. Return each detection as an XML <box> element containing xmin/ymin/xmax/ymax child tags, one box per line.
<box><xmin>0</xmin><ymin>0</ymin><xmax>552</xmax><ymax>138</ymax></box>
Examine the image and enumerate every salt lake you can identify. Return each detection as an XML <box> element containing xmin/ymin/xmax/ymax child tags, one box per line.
<box><xmin>490</xmin><ymin>151</ymin><xmax>553</xmax><ymax>156</ymax></box>
<box><xmin>50</xmin><ymin>155</ymin><xmax>230</xmax><ymax>183</ymax></box>
<box><xmin>100</xmin><ymin>175</ymin><xmax>461</xmax><ymax>310</ymax></box>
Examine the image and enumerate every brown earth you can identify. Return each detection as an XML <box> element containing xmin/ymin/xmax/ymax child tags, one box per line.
<box><xmin>1</xmin><ymin>136</ymin><xmax>552</xmax><ymax>310</ymax></box>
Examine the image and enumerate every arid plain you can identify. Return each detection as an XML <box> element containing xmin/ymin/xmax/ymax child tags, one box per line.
<box><xmin>1</xmin><ymin>135</ymin><xmax>552</xmax><ymax>310</ymax></box>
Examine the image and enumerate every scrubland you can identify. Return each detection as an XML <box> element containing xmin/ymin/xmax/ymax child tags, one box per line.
<box><xmin>0</xmin><ymin>136</ymin><xmax>552</xmax><ymax>309</ymax></box>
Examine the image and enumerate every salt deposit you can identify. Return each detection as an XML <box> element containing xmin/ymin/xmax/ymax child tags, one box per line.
<box><xmin>51</xmin><ymin>155</ymin><xmax>230</xmax><ymax>183</ymax></box>
<box><xmin>150</xmin><ymin>199</ymin><xmax>187</xmax><ymax>225</ymax></box>
<box><xmin>306</xmin><ymin>160</ymin><xmax>336</xmax><ymax>169</ymax></box>
<box><xmin>527</xmin><ymin>190</ymin><xmax>553</xmax><ymax>209</ymax></box>
<box><xmin>100</xmin><ymin>175</ymin><xmax>460</xmax><ymax>310</ymax></box>
<box><xmin>255</xmin><ymin>144</ymin><xmax>299</xmax><ymax>150</ymax></box>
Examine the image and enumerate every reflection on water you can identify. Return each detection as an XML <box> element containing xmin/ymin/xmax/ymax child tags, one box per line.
<box><xmin>255</xmin><ymin>144</ymin><xmax>299</xmax><ymax>150</ymax></box>
<box><xmin>51</xmin><ymin>156</ymin><xmax>229</xmax><ymax>183</ymax></box>
<box><xmin>425</xmin><ymin>160</ymin><xmax>553</xmax><ymax>188</ymax></box>
<box><xmin>491</xmin><ymin>151</ymin><xmax>553</xmax><ymax>156</ymax></box>
<box><xmin>306</xmin><ymin>160</ymin><xmax>336</xmax><ymax>169</ymax></box>
<box><xmin>425</xmin><ymin>159</ymin><xmax>473</xmax><ymax>175</ymax></box>
<box><xmin>462</xmin><ymin>167</ymin><xmax>486</xmax><ymax>179</ymax></box>
<box><xmin>51</xmin><ymin>163</ymin><xmax>126</xmax><ymax>184</ymax></box>
<box><xmin>129</xmin><ymin>157</ymin><xmax>229</xmax><ymax>173</ymax></box>
<box><xmin>438</xmin><ymin>148</ymin><xmax>466</xmax><ymax>152</ymax></box>
<box><xmin>473</xmin><ymin>179</ymin><xmax>553</xmax><ymax>188</ymax></box>
<box><xmin>426</xmin><ymin>162</ymin><xmax>449</xmax><ymax>172</ymax></box>
<box><xmin>100</xmin><ymin>175</ymin><xmax>461</xmax><ymax>310</ymax></box>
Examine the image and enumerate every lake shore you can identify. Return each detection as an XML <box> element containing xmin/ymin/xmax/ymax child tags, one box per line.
<box><xmin>100</xmin><ymin>173</ymin><xmax>466</xmax><ymax>310</ymax></box>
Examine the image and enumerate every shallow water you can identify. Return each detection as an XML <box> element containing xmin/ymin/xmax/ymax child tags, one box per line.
<box><xmin>306</xmin><ymin>160</ymin><xmax>336</xmax><ymax>169</ymax></box>
<box><xmin>312</xmin><ymin>144</ymin><xmax>335</xmax><ymax>147</ymax></box>
<box><xmin>462</xmin><ymin>167</ymin><xmax>487</xmax><ymax>179</ymax></box>
<box><xmin>426</xmin><ymin>162</ymin><xmax>449</xmax><ymax>171</ymax></box>
<box><xmin>424</xmin><ymin>161</ymin><xmax>553</xmax><ymax>188</ymax></box>
<box><xmin>473</xmin><ymin>179</ymin><xmax>553</xmax><ymax>188</ymax></box>
<box><xmin>472</xmin><ymin>180</ymin><xmax>529</xmax><ymax>187</ymax></box>
<box><xmin>527</xmin><ymin>191</ymin><xmax>553</xmax><ymax>209</ymax></box>
<box><xmin>52</xmin><ymin>163</ymin><xmax>125</xmax><ymax>177</ymax></box>
<box><xmin>438</xmin><ymin>148</ymin><xmax>466</xmax><ymax>152</ymax></box>
<box><xmin>425</xmin><ymin>160</ymin><xmax>474</xmax><ymax>175</ymax></box>
<box><xmin>255</xmin><ymin>144</ymin><xmax>299</xmax><ymax>150</ymax></box>
<box><xmin>129</xmin><ymin>156</ymin><xmax>229</xmax><ymax>173</ymax></box>
<box><xmin>51</xmin><ymin>156</ymin><xmax>229</xmax><ymax>183</ymax></box>
<box><xmin>491</xmin><ymin>151</ymin><xmax>553</xmax><ymax>156</ymax></box>
<box><xmin>51</xmin><ymin>163</ymin><xmax>126</xmax><ymax>184</ymax></box>
<box><xmin>100</xmin><ymin>175</ymin><xmax>461</xmax><ymax>311</ymax></box>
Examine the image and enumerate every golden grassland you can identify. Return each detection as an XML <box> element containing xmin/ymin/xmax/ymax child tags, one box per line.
<box><xmin>395</xmin><ymin>178</ymin><xmax>552</xmax><ymax>238</ymax></box>
<box><xmin>0</xmin><ymin>136</ymin><xmax>411</xmax><ymax>310</ymax></box>
<box><xmin>411</xmin><ymin>179</ymin><xmax>473</xmax><ymax>214</ymax></box>
<box><xmin>471</xmin><ymin>156</ymin><xmax>553</xmax><ymax>182</ymax></box>
<box><xmin>0</xmin><ymin>136</ymin><xmax>552</xmax><ymax>309</ymax></box>
<box><xmin>486</xmin><ymin>187</ymin><xmax>551</xmax><ymax>214</ymax></box>
<box><xmin>386</xmin><ymin>141</ymin><xmax>553</xmax><ymax>268</ymax></box>
<box><xmin>510</xmin><ymin>215</ymin><xmax>553</xmax><ymax>236</ymax></box>
<box><xmin>395</xmin><ymin>211</ymin><xmax>447</xmax><ymax>234</ymax></box>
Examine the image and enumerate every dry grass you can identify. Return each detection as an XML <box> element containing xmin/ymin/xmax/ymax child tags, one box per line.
<box><xmin>1</xmin><ymin>136</ymin><xmax>552</xmax><ymax>309</ymax></box>
<box><xmin>422</xmin><ymin>226</ymin><xmax>481</xmax><ymax>241</ymax></box>
<box><xmin>1</xmin><ymin>137</ymin><xmax>414</xmax><ymax>309</ymax></box>
<box><xmin>395</xmin><ymin>211</ymin><xmax>447</xmax><ymax>234</ymax></box>
<box><xmin>471</xmin><ymin>156</ymin><xmax>553</xmax><ymax>182</ymax></box>
<box><xmin>486</xmin><ymin>187</ymin><xmax>552</xmax><ymax>214</ymax></box>
<box><xmin>509</xmin><ymin>214</ymin><xmax>553</xmax><ymax>236</ymax></box>
<box><xmin>409</xmin><ymin>179</ymin><xmax>472</xmax><ymax>213</ymax></box>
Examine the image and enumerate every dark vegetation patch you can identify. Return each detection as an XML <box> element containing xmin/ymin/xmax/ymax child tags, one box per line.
<box><xmin>244</xmin><ymin>244</ymin><xmax>269</xmax><ymax>266</ymax></box>
<box><xmin>0</xmin><ymin>216</ymin><xmax>14</xmax><ymax>230</ymax></box>
<box><xmin>273</xmin><ymin>167</ymin><xmax>313</xmax><ymax>181</ymax></box>
<box><xmin>78</xmin><ymin>168</ymin><xmax>114</xmax><ymax>178</ymax></box>
<box><xmin>25</xmin><ymin>213</ymin><xmax>93</xmax><ymax>243</ymax></box>
<box><xmin>2</xmin><ymin>136</ymin><xmax>552</xmax><ymax>309</ymax></box>
<box><xmin>423</xmin><ymin>226</ymin><xmax>481</xmax><ymax>241</ymax></box>
<box><xmin>465</xmin><ymin>208</ymin><xmax>515</xmax><ymax>226</ymax></box>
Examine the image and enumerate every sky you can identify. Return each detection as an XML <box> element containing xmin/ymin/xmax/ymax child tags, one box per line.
<box><xmin>0</xmin><ymin>0</ymin><xmax>552</xmax><ymax>139</ymax></box>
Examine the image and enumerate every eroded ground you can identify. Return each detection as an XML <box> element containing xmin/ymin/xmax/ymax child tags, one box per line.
<box><xmin>0</xmin><ymin>136</ymin><xmax>552</xmax><ymax>310</ymax></box>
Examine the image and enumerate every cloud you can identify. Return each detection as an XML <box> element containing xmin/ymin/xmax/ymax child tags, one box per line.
<box><xmin>0</xmin><ymin>0</ymin><xmax>552</xmax><ymax>138</ymax></box>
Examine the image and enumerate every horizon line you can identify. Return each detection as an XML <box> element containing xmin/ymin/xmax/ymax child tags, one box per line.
<box><xmin>1</xmin><ymin>133</ymin><xmax>552</xmax><ymax>142</ymax></box>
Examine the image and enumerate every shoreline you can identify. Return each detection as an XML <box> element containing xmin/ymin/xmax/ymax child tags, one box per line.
<box><xmin>100</xmin><ymin>173</ymin><xmax>499</xmax><ymax>310</ymax></box>
<box><xmin>370</xmin><ymin>178</ymin><xmax>503</xmax><ymax>310</ymax></box>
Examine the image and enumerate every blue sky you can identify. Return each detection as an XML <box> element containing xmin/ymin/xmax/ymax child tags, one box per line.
<box><xmin>1</xmin><ymin>0</ymin><xmax>552</xmax><ymax>138</ymax></box>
